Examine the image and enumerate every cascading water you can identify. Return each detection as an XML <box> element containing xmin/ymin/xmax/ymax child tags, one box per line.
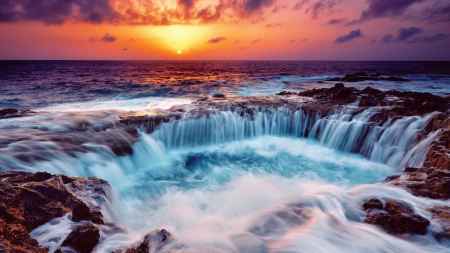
<box><xmin>10</xmin><ymin>102</ymin><xmax>444</xmax><ymax>252</ymax></box>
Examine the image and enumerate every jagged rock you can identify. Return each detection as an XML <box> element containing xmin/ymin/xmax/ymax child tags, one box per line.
<box><xmin>362</xmin><ymin>198</ymin><xmax>383</xmax><ymax>210</ymax></box>
<box><xmin>428</xmin><ymin>206</ymin><xmax>450</xmax><ymax>241</ymax></box>
<box><xmin>117</xmin><ymin>229</ymin><xmax>172</xmax><ymax>253</ymax></box>
<box><xmin>0</xmin><ymin>108</ymin><xmax>33</xmax><ymax>119</ymax></box>
<box><xmin>364</xmin><ymin>200</ymin><xmax>430</xmax><ymax>235</ymax></box>
<box><xmin>213</xmin><ymin>93</ymin><xmax>226</xmax><ymax>98</ymax></box>
<box><xmin>325</xmin><ymin>73</ymin><xmax>409</xmax><ymax>83</ymax></box>
<box><xmin>359</xmin><ymin>95</ymin><xmax>378</xmax><ymax>107</ymax></box>
<box><xmin>62</xmin><ymin>223</ymin><xmax>100</xmax><ymax>253</ymax></box>
<box><xmin>0</xmin><ymin>171</ymin><xmax>107</xmax><ymax>252</ymax></box>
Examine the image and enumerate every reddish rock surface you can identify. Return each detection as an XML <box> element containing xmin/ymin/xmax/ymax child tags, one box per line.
<box><xmin>61</xmin><ymin>223</ymin><xmax>100</xmax><ymax>253</ymax></box>
<box><xmin>363</xmin><ymin>199</ymin><xmax>430</xmax><ymax>235</ymax></box>
<box><xmin>0</xmin><ymin>171</ymin><xmax>107</xmax><ymax>252</ymax></box>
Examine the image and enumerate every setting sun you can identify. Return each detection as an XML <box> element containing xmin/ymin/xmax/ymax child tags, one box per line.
<box><xmin>177</xmin><ymin>50</ymin><xmax>181</xmax><ymax>54</ymax></box>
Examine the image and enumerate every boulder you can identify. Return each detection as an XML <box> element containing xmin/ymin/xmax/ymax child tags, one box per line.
<box><xmin>0</xmin><ymin>171</ymin><xmax>108</xmax><ymax>252</ymax></box>
<box><xmin>363</xmin><ymin>200</ymin><xmax>430</xmax><ymax>235</ymax></box>
<box><xmin>62</xmin><ymin>223</ymin><xmax>100</xmax><ymax>253</ymax></box>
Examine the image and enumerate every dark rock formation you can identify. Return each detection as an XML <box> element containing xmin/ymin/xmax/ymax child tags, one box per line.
<box><xmin>387</xmin><ymin>113</ymin><xmax>450</xmax><ymax>199</ymax></box>
<box><xmin>61</xmin><ymin>223</ymin><xmax>100</xmax><ymax>253</ymax></box>
<box><xmin>326</xmin><ymin>73</ymin><xmax>409</xmax><ymax>82</ymax></box>
<box><xmin>111</xmin><ymin>229</ymin><xmax>172</xmax><ymax>253</ymax></box>
<box><xmin>428</xmin><ymin>206</ymin><xmax>450</xmax><ymax>241</ymax></box>
<box><xmin>0</xmin><ymin>108</ymin><xmax>33</xmax><ymax>119</ymax></box>
<box><xmin>0</xmin><ymin>171</ymin><xmax>107</xmax><ymax>252</ymax></box>
<box><xmin>363</xmin><ymin>199</ymin><xmax>430</xmax><ymax>235</ymax></box>
<box><xmin>362</xmin><ymin>198</ymin><xmax>383</xmax><ymax>210</ymax></box>
<box><xmin>278</xmin><ymin>84</ymin><xmax>450</xmax><ymax>117</ymax></box>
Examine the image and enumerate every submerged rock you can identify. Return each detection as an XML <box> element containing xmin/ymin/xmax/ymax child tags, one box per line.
<box><xmin>113</xmin><ymin>229</ymin><xmax>172</xmax><ymax>253</ymax></box>
<box><xmin>0</xmin><ymin>171</ymin><xmax>108</xmax><ymax>252</ymax></box>
<box><xmin>363</xmin><ymin>199</ymin><xmax>430</xmax><ymax>235</ymax></box>
<box><xmin>0</xmin><ymin>108</ymin><xmax>33</xmax><ymax>119</ymax></box>
<box><xmin>428</xmin><ymin>206</ymin><xmax>450</xmax><ymax>241</ymax></box>
<box><xmin>325</xmin><ymin>72</ymin><xmax>409</xmax><ymax>82</ymax></box>
<box><xmin>61</xmin><ymin>223</ymin><xmax>100</xmax><ymax>253</ymax></box>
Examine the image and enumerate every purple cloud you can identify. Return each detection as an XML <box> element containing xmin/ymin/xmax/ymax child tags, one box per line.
<box><xmin>208</xmin><ymin>37</ymin><xmax>227</xmax><ymax>43</ymax></box>
<box><xmin>334</xmin><ymin>29</ymin><xmax>363</xmax><ymax>43</ymax></box>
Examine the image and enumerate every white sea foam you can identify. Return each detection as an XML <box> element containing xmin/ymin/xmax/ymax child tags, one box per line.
<box><xmin>37</xmin><ymin>96</ymin><xmax>192</xmax><ymax>112</ymax></box>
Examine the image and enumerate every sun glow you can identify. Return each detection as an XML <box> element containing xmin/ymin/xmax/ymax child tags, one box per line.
<box><xmin>178</xmin><ymin>50</ymin><xmax>181</xmax><ymax>54</ymax></box>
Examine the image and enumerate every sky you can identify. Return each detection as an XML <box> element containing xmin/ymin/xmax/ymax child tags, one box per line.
<box><xmin>0</xmin><ymin>0</ymin><xmax>449</xmax><ymax>60</ymax></box>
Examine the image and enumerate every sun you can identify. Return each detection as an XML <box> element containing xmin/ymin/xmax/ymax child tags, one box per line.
<box><xmin>177</xmin><ymin>50</ymin><xmax>181</xmax><ymax>54</ymax></box>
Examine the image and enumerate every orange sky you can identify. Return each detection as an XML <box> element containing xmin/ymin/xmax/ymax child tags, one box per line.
<box><xmin>0</xmin><ymin>0</ymin><xmax>449</xmax><ymax>60</ymax></box>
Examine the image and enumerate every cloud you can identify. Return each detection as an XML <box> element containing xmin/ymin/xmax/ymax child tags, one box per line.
<box><xmin>420</xmin><ymin>1</ymin><xmax>450</xmax><ymax>23</ymax></box>
<box><xmin>348</xmin><ymin>0</ymin><xmax>424</xmax><ymax>24</ymax></box>
<box><xmin>288</xmin><ymin>39</ymin><xmax>296</xmax><ymax>43</ymax></box>
<box><xmin>371</xmin><ymin>39</ymin><xmax>377</xmax><ymax>43</ymax></box>
<box><xmin>88</xmin><ymin>33</ymin><xmax>116</xmax><ymax>43</ymax></box>
<box><xmin>265</xmin><ymin>23</ymin><xmax>281</xmax><ymax>28</ymax></box>
<box><xmin>242</xmin><ymin>0</ymin><xmax>275</xmax><ymax>16</ymax></box>
<box><xmin>100</xmin><ymin>33</ymin><xmax>116</xmax><ymax>43</ymax></box>
<box><xmin>293</xmin><ymin>0</ymin><xmax>339</xmax><ymax>19</ymax></box>
<box><xmin>327</xmin><ymin>18</ymin><xmax>347</xmax><ymax>25</ymax></box>
<box><xmin>0</xmin><ymin>0</ymin><xmax>275</xmax><ymax>26</ymax></box>
<box><xmin>333</xmin><ymin>29</ymin><xmax>363</xmax><ymax>43</ymax></box>
<box><xmin>411</xmin><ymin>33</ymin><xmax>449</xmax><ymax>43</ymax></box>
<box><xmin>251</xmin><ymin>38</ymin><xmax>262</xmax><ymax>44</ymax></box>
<box><xmin>123</xmin><ymin>48</ymin><xmax>128</xmax><ymax>51</ymax></box>
<box><xmin>127</xmin><ymin>38</ymin><xmax>139</xmax><ymax>42</ymax></box>
<box><xmin>233</xmin><ymin>40</ymin><xmax>241</xmax><ymax>44</ymax></box>
<box><xmin>207</xmin><ymin>36</ymin><xmax>227</xmax><ymax>43</ymax></box>
<box><xmin>298</xmin><ymin>38</ymin><xmax>308</xmax><ymax>43</ymax></box>
<box><xmin>293</xmin><ymin>0</ymin><xmax>309</xmax><ymax>10</ymax></box>
<box><xmin>381</xmin><ymin>27</ymin><xmax>422</xmax><ymax>43</ymax></box>
<box><xmin>382</xmin><ymin>28</ymin><xmax>449</xmax><ymax>43</ymax></box>
<box><xmin>239</xmin><ymin>47</ymin><xmax>247</xmax><ymax>50</ymax></box>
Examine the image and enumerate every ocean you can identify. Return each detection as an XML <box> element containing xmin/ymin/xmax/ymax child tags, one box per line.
<box><xmin>1</xmin><ymin>61</ymin><xmax>450</xmax><ymax>252</ymax></box>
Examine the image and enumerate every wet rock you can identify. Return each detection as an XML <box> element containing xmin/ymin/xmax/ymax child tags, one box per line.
<box><xmin>0</xmin><ymin>108</ymin><xmax>33</xmax><ymax>119</ymax></box>
<box><xmin>213</xmin><ymin>93</ymin><xmax>226</xmax><ymax>98</ymax></box>
<box><xmin>428</xmin><ymin>206</ymin><xmax>450</xmax><ymax>241</ymax></box>
<box><xmin>359</xmin><ymin>95</ymin><xmax>378</xmax><ymax>107</ymax></box>
<box><xmin>362</xmin><ymin>198</ymin><xmax>383</xmax><ymax>210</ymax></box>
<box><xmin>364</xmin><ymin>200</ymin><xmax>430</xmax><ymax>235</ymax></box>
<box><xmin>325</xmin><ymin>73</ymin><xmax>408</xmax><ymax>83</ymax></box>
<box><xmin>0</xmin><ymin>171</ymin><xmax>108</xmax><ymax>252</ymax></box>
<box><xmin>121</xmin><ymin>229</ymin><xmax>172</xmax><ymax>253</ymax></box>
<box><xmin>62</xmin><ymin>223</ymin><xmax>100</xmax><ymax>253</ymax></box>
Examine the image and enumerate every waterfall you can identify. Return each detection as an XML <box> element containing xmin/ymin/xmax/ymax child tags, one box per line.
<box><xmin>146</xmin><ymin>106</ymin><xmax>438</xmax><ymax>169</ymax></box>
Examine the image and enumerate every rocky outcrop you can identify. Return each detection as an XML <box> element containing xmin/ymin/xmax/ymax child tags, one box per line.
<box><xmin>326</xmin><ymin>72</ymin><xmax>409</xmax><ymax>82</ymax></box>
<box><xmin>112</xmin><ymin>229</ymin><xmax>172</xmax><ymax>253</ymax></box>
<box><xmin>386</xmin><ymin>113</ymin><xmax>450</xmax><ymax>199</ymax></box>
<box><xmin>0</xmin><ymin>171</ymin><xmax>108</xmax><ymax>252</ymax></box>
<box><xmin>0</xmin><ymin>108</ymin><xmax>33</xmax><ymax>119</ymax></box>
<box><xmin>363</xmin><ymin>199</ymin><xmax>430</xmax><ymax>235</ymax></box>
<box><xmin>279</xmin><ymin>83</ymin><xmax>450</xmax><ymax>117</ymax></box>
<box><xmin>428</xmin><ymin>206</ymin><xmax>450</xmax><ymax>241</ymax></box>
<box><xmin>61</xmin><ymin>223</ymin><xmax>100</xmax><ymax>253</ymax></box>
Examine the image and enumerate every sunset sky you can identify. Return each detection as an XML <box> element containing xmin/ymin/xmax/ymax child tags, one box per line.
<box><xmin>0</xmin><ymin>0</ymin><xmax>449</xmax><ymax>60</ymax></box>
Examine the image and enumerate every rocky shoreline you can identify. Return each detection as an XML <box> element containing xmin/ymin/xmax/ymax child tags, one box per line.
<box><xmin>1</xmin><ymin>82</ymin><xmax>450</xmax><ymax>252</ymax></box>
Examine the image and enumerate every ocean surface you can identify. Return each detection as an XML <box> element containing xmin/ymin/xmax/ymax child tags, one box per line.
<box><xmin>1</xmin><ymin>61</ymin><xmax>449</xmax><ymax>109</ymax></box>
<box><xmin>1</xmin><ymin>61</ymin><xmax>450</xmax><ymax>252</ymax></box>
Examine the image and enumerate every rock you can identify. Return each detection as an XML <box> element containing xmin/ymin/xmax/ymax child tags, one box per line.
<box><xmin>213</xmin><ymin>93</ymin><xmax>226</xmax><ymax>98</ymax></box>
<box><xmin>62</xmin><ymin>223</ymin><xmax>100</xmax><ymax>253</ymax></box>
<box><xmin>363</xmin><ymin>200</ymin><xmax>430</xmax><ymax>235</ymax></box>
<box><xmin>0</xmin><ymin>171</ymin><xmax>108</xmax><ymax>252</ymax></box>
<box><xmin>122</xmin><ymin>229</ymin><xmax>172</xmax><ymax>253</ymax></box>
<box><xmin>427</xmin><ymin>206</ymin><xmax>450</xmax><ymax>241</ymax></box>
<box><xmin>359</xmin><ymin>95</ymin><xmax>378</xmax><ymax>107</ymax></box>
<box><xmin>362</xmin><ymin>198</ymin><xmax>383</xmax><ymax>210</ymax></box>
<box><xmin>89</xmin><ymin>206</ymin><xmax>104</xmax><ymax>225</ymax></box>
<box><xmin>325</xmin><ymin>73</ymin><xmax>409</xmax><ymax>83</ymax></box>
